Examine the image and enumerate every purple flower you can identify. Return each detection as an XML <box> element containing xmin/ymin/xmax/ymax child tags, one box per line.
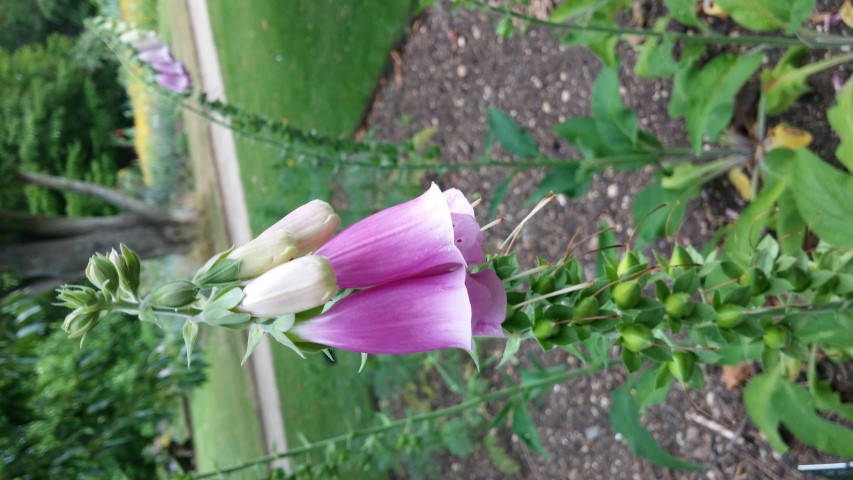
<box><xmin>138</xmin><ymin>44</ymin><xmax>173</xmax><ymax>64</ymax></box>
<box><xmin>155</xmin><ymin>73</ymin><xmax>191</xmax><ymax>94</ymax></box>
<box><xmin>151</xmin><ymin>61</ymin><xmax>187</xmax><ymax>76</ymax></box>
<box><xmin>315</xmin><ymin>184</ymin><xmax>484</xmax><ymax>288</ymax></box>
<box><xmin>290</xmin><ymin>268</ymin><xmax>474</xmax><ymax>354</ymax></box>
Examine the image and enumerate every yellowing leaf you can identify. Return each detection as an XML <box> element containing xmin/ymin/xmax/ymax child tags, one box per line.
<box><xmin>841</xmin><ymin>0</ymin><xmax>853</xmax><ymax>28</ymax></box>
<box><xmin>702</xmin><ymin>1</ymin><xmax>729</xmax><ymax>19</ymax></box>
<box><xmin>767</xmin><ymin>123</ymin><xmax>813</xmax><ymax>151</ymax></box>
<box><xmin>728</xmin><ymin>167</ymin><xmax>753</xmax><ymax>200</ymax></box>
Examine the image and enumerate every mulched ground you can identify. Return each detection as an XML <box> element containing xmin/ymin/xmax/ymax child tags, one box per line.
<box><xmin>366</xmin><ymin>3</ymin><xmax>852</xmax><ymax>479</ymax></box>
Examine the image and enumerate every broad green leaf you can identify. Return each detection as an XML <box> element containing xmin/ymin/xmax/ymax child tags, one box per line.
<box><xmin>487</xmin><ymin>108</ymin><xmax>539</xmax><ymax>159</ymax></box>
<box><xmin>549</xmin><ymin>0</ymin><xmax>604</xmax><ymax>22</ymax></box>
<box><xmin>827</xmin><ymin>77</ymin><xmax>853</xmax><ymax>171</ymax></box>
<box><xmin>631</xmin><ymin>178</ymin><xmax>693</xmax><ymax>247</ymax></box>
<box><xmin>776</xmin><ymin>378</ymin><xmax>853</xmax><ymax>456</ymax></box>
<box><xmin>679</xmin><ymin>54</ymin><xmax>764</xmax><ymax>154</ymax></box>
<box><xmin>591</xmin><ymin>67</ymin><xmax>638</xmax><ymax>150</ymax></box>
<box><xmin>809</xmin><ymin>349</ymin><xmax>853</xmax><ymax>422</ymax></box>
<box><xmin>526</xmin><ymin>163</ymin><xmax>592</xmax><ymax>207</ymax></box>
<box><xmin>634</xmin><ymin>365</ymin><xmax>673</xmax><ymax>410</ymax></box>
<box><xmin>512</xmin><ymin>401</ymin><xmax>548</xmax><ymax>457</ymax></box>
<box><xmin>554</xmin><ymin>117</ymin><xmax>608</xmax><ymax>158</ymax></box>
<box><xmin>207</xmin><ymin>285</ymin><xmax>245</xmax><ymax>310</ymax></box>
<box><xmin>789</xmin><ymin>312</ymin><xmax>853</xmax><ymax>348</ymax></box>
<box><xmin>635</xmin><ymin>26</ymin><xmax>680</xmax><ymax>78</ymax></box>
<box><xmin>714</xmin><ymin>0</ymin><xmax>815</xmax><ymax>32</ymax></box>
<box><xmin>760</xmin><ymin>47</ymin><xmax>810</xmax><ymax>115</ymax></box>
<box><xmin>775</xmin><ymin>189</ymin><xmax>806</xmax><ymax>254</ymax></box>
<box><xmin>724</xmin><ymin>179</ymin><xmax>786</xmax><ymax>267</ymax></box>
<box><xmin>182</xmin><ymin>320</ymin><xmax>199</xmax><ymax>367</ymax></box>
<box><xmin>743</xmin><ymin>372</ymin><xmax>789</xmax><ymax>452</ymax></box>
<box><xmin>791</xmin><ymin>149</ymin><xmax>853</xmax><ymax>247</ymax></box>
<box><xmin>610</xmin><ymin>385</ymin><xmax>704</xmax><ymax>470</ymax></box>
<box><xmin>665</xmin><ymin>0</ymin><xmax>700</xmax><ymax>26</ymax></box>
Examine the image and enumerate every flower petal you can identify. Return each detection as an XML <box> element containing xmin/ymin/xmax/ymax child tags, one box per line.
<box><xmin>291</xmin><ymin>268</ymin><xmax>472</xmax><ymax>354</ymax></box>
<box><xmin>258</xmin><ymin>200</ymin><xmax>340</xmax><ymax>255</ymax></box>
<box><xmin>451</xmin><ymin>213</ymin><xmax>485</xmax><ymax>264</ymax></box>
<box><xmin>315</xmin><ymin>183</ymin><xmax>465</xmax><ymax>288</ymax></box>
<box><xmin>443</xmin><ymin>188</ymin><xmax>476</xmax><ymax>217</ymax></box>
<box><xmin>151</xmin><ymin>61</ymin><xmax>186</xmax><ymax>75</ymax></box>
<box><xmin>139</xmin><ymin>44</ymin><xmax>173</xmax><ymax>64</ymax></box>
<box><xmin>155</xmin><ymin>73</ymin><xmax>191</xmax><ymax>93</ymax></box>
<box><xmin>466</xmin><ymin>269</ymin><xmax>506</xmax><ymax>337</ymax></box>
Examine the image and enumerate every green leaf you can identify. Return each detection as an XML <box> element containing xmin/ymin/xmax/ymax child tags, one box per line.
<box><xmin>724</xmin><ymin>179</ymin><xmax>787</xmax><ymax>267</ymax></box>
<box><xmin>270</xmin><ymin>329</ymin><xmax>306</xmax><ymax>359</ymax></box>
<box><xmin>743</xmin><ymin>372</ymin><xmax>789</xmax><ymax>451</ymax></box>
<box><xmin>554</xmin><ymin>117</ymin><xmax>608</xmax><ymax>158</ymax></box>
<box><xmin>775</xmin><ymin>189</ymin><xmax>806</xmax><ymax>254</ymax></box>
<box><xmin>777</xmin><ymin>377</ymin><xmax>853</xmax><ymax>456</ymax></box>
<box><xmin>635</xmin><ymin>20</ymin><xmax>680</xmax><ymax>78</ymax></box>
<box><xmin>597</xmin><ymin>219</ymin><xmax>617</xmax><ymax>278</ymax></box>
<box><xmin>202</xmin><ymin>308</ymin><xmax>251</xmax><ymax>328</ymax></box>
<box><xmin>828</xmin><ymin>77</ymin><xmax>853</xmax><ymax>172</ymax></box>
<box><xmin>610</xmin><ymin>385</ymin><xmax>704</xmax><ymax>470</ymax></box>
<box><xmin>487</xmin><ymin>108</ymin><xmax>539</xmax><ymax>159</ymax></box>
<box><xmin>631</xmin><ymin>179</ymin><xmax>693</xmax><ymax>247</ymax></box>
<box><xmin>791</xmin><ymin>149</ymin><xmax>853</xmax><ymax>247</ymax></box>
<box><xmin>549</xmin><ymin>0</ymin><xmax>603</xmax><ymax>22</ymax></box>
<box><xmin>207</xmin><ymin>286</ymin><xmax>245</xmax><ymax>311</ymax></box>
<box><xmin>498</xmin><ymin>336</ymin><xmax>522</xmax><ymax>368</ymax></box>
<box><xmin>760</xmin><ymin>47</ymin><xmax>810</xmax><ymax>115</ymax></box>
<box><xmin>512</xmin><ymin>400</ymin><xmax>548</xmax><ymax>457</ymax></box>
<box><xmin>182</xmin><ymin>320</ymin><xmax>199</xmax><ymax>367</ymax></box>
<box><xmin>591</xmin><ymin>67</ymin><xmax>638</xmax><ymax>151</ymax></box>
<box><xmin>484</xmin><ymin>432</ymin><xmax>521</xmax><ymax>474</ymax></box>
<box><xmin>665</xmin><ymin>0</ymin><xmax>700</xmax><ymax>26</ymax></box>
<box><xmin>789</xmin><ymin>312</ymin><xmax>853</xmax><ymax>348</ymax></box>
<box><xmin>241</xmin><ymin>324</ymin><xmax>264</xmax><ymax>366</ymax></box>
<box><xmin>526</xmin><ymin>163</ymin><xmax>592</xmax><ymax>206</ymax></box>
<box><xmin>713</xmin><ymin>0</ymin><xmax>814</xmax><ymax>32</ymax></box>
<box><xmin>441</xmin><ymin>418</ymin><xmax>476</xmax><ymax>457</ymax></box>
<box><xmin>489</xmin><ymin>170</ymin><xmax>518</xmax><ymax>219</ymax></box>
<box><xmin>678</xmin><ymin>54</ymin><xmax>764</xmax><ymax>154</ymax></box>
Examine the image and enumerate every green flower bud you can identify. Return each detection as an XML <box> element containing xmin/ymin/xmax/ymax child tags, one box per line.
<box><xmin>617</xmin><ymin>251</ymin><xmax>639</xmax><ymax>277</ymax></box>
<box><xmin>62</xmin><ymin>308</ymin><xmax>103</xmax><ymax>339</ymax></box>
<box><xmin>621</xmin><ymin>324</ymin><xmax>652</xmax><ymax>352</ymax></box>
<box><xmin>763</xmin><ymin>325</ymin><xmax>790</xmax><ymax>349</ymax></box>
<box><xmin>150</xmin><ymin>281</ymin><xmax>200</xmax><ymax>308</ymax></box>
<box><xmin>612</xmin><ymin>281</ymin><xmax>641</xmax><ymax>309</ymax></box>
<box><xmin>573</xmin><ymin>297</ymin><xmax>600</xmax><ymax>321</ymax></box>
<box><xmin>86</xmin><ymin>254</ymin><xmax>119</xmax><ymax>292</ymax></box>
<box><xmin>668</xmin><ymin>351</ymin><xmax>697</xmax><ymax>383</ymax></box>
<box><xmin>664</xmin><ymin>292</ymin><xmax>694</xmax><ymax>319</ymax></box>
<box><xmin>716</xmin><ymin>304</ymin><xmax>745</xmax><ymax>329</ymax></box>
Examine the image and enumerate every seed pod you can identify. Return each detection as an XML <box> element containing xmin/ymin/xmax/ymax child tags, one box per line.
<box><xmin>716</xmin><ymin>304</ymin><xmax>745</xmax><ymax>329</ymax></box>
<box><xmin>621</xmin><ymin>324</ymin><xmax>653</xmax><ymax>352</ymax></box>
<box><xmin>617</xmin><ymin>251</ymin><xmax>639</xmax><ymax>277</ymax></box>
<box><xmin>150</xmin><ymin>281</ymin><xmax>200</xmax><ymax>308</ymax></box>
<box><xmin>573</xmin><ymin>296</ymin><xmax>600</xmax><ymax>321</ymax></box>
<box><xmin>669</xmin><ymin>245</ymin><xmax>693</xmax><ymax>272</ymax></box>
<box><xmin>668</xmin><ymin>351</ymin><xmax>697</xmax><ymax>383</ymax></box>
<box><xmin>664</xmin><ymin>292</ymin><xmax>694</xmax><ymax>319</ymax></box>
<box><xmin>763</xmin><ymin>325</ymin><xmax>790</xmax><ymax>349</ymax></box>
<box><xmin>740</xmin><ymin>267</ymin><xmax>770</xmax><ymax>296</ymax></box>
<box><xmin>534</xmin><ymin>320</ymin><xmax>559</xmax><ymax>341</ymax></box>
<box><xmin>612</xmin><ymin>281</ymin><xmax>641</xmax><ymax>309</ymax></box>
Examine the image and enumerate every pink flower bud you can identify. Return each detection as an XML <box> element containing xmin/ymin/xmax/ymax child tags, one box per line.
<box><xmin>238</xmin><ymin>255</ymin><xmax>338</xmax><ymax>318</ymax></box>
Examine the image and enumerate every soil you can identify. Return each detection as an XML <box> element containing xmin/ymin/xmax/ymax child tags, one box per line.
<box><xmin>365</xmin><ymin>3</ymin><xmax>852</xmax><ymax>479</ymax></box>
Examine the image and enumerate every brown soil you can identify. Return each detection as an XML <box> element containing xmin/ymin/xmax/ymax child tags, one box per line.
<box><xmin>366</xmin><ymin>3</ymin><xmax>852</xmax><ymax>479</ymax></box>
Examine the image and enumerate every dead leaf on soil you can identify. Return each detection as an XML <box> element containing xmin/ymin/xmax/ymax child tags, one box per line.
<box><xmin>767</xmin><ymin>123</ymin><xmax>814</xmax><ymax>151</ymax></box>
<box><xmin>841</xmin><ymin>0</ymin><xmax>853</xmax><ymax>29</ymax></box>
<box><xmin>727</xmin><ymin>167</ymin><xmax>752</xmax><ymax>201</ymax></box>
<box><xmin>722</xmin><ymin>363</ymin><xmax>752</xmax><ymax>390</ymax></box>
<box><xmin>702</xmin><ymin>0</ymin><xmax>729</xmax><ymax>19</ymax></box>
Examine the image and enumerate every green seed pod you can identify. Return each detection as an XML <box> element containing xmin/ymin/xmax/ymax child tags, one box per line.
<box><xmin>533</xmin><ymin>320</ymin><xmax>559</xmax><ymax>341</ymax></box>
<box><xmin>664</xmin><ymin>292</ymin><xmax>695</xmax><ymax>319</ymax></box>
<box><xmin>716</xmin><ymin>304</ymin><xmax>745</xmax><ymax>329</ymax></box>
<box><xmin>573</xmin><ymin>296</ymin><xmax>600</xmax><ymax>321</ymax></box>
<box><xmin>532</xmin><ymin>274</ymin><xmax>556</xmax><ymax>296</ymax></box>
<box><xmin>740</xmin><ymin>268</ymin><xmax>771</xmax><ymax>296</ymax></box>
<box><xmin>617</xmin><ymin>251</ymin><xmax>639</xmax><ymax>277</ymax></box>
<box><xmin>763</xmin><ymin>325</ymin><xmax>790</xmax><ymax>349</ymax></box>
<box><xmin>621</xmin><ymin>324</ymin><xmax>653</xmax><ymax>352</ymax></box>
<box><xmin>669</xmin><ymin>245</ymin><xmax>693</xmax><ymax>272</ymax></box>
<box><xmin>612</xmin><ymin>281</ymin><xmax>641</xmax><ymax>309</ymax></box>
<box><xmin>668</xmin><ymin>351</ymin><xmax>697</xmax><ymax>383</ymax></box>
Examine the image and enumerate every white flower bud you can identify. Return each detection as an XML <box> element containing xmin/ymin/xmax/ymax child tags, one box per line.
<box><xmin>238</xmin><ymin>255</ymin><xmax>338</xmax><ymax>318</ymax></box>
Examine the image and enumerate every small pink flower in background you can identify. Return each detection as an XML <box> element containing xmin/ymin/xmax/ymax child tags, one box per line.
<box><xmin>154</xmin><ymin>73</ymin><xmax>191</xmax><ymax>94</ymax></box>
<box><xmin>120</xmin><ymin>28</ymin><xmax>192</xmax><ymax>94</ymax></box>
<box><xmin>138</xmin><ymin>44</ymin><xmax>173</xmax><ymax>64</ymax></box>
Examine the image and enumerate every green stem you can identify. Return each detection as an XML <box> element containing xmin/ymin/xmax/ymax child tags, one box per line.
<box><xmin>191</xmin><ymin>359</ymin><xmax>617</xmax><ymax>478</ymax></box>
<box><xmin>769</xmin><ymin>51</ymin><xmax>853</xmax><ymax>88</ymax></box>
<box><xmin>474</xmin><ymin>1</ymin><xmax>851</xmax><ymax>49</ymax></box>
<box><xmin>743</xmin><ymin>300</ymin><xmax>851</xmax><ymax>319</ymax></box>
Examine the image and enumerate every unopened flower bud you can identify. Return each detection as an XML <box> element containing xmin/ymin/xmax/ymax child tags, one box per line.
<box><xmin>238</xmin><ymin>255</ymin><xmax>338</xmax><ymax>318</ymax></box>
<box><xmin>86</xmin><ymin>254</ymin><xmax>119</xmax><ymax>293</ymax></box>
<box><xmin>227</xmin><ymin>230</ymin><xmax>298</xmax><ymax>279</ymax></box>
<box><xmin>62</xmin><ymin>308</ymin><xmax>103</xmax><ymax>339</ymax></box>
<box><xmin>258</xmin><ymin>200</ymin><xmax>340</xmax><ymax>256</ymax></box>
<box><xmin>150</xmin><ymin>281</ymin><xmax>200</xmax><ymax>308</ymax></box>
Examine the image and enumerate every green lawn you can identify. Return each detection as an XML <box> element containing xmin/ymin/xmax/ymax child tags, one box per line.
<box><xmin>204</xmin><ymin>0</ymin><xmax>413</xmax><ymax>475</ymax></box>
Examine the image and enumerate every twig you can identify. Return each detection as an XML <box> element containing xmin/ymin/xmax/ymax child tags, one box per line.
<box><xmin>685</xmin><ymin>411</ymin><xmax>737</xmax><ymax>441</ymax></box>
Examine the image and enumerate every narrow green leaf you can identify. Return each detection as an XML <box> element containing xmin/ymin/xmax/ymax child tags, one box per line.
<box><xmin>664</xmin><ymin>0</ymin><xmax>700</xmax><ymax>26</ymax></box>
<box><xmin>241</xmin><ymin>324</ymin><xmax>264</xmax><ymax>366</ymax></box>
<box><xmin>207</xmin><ymin>286</ymin><xmax>245</xmax><ymax>310</ymax></box>
<box><xmin>610</xmin><ymin>385</ymin><xmax>704</xmax><ymax>470</ymax></box>
<box><xmin>487</xmin><ymin>108</ymin><xmax>539</xmax><ymax>159</ymax></box>
<box><xmin>591</xmin><ymin>67</ymin><xmax>638</xmax><ymax>151</ymax></box>
<box><xmin>791</xmin><ymin>149</ymin><xmax>853</xmax><ymax>247</ymax></box>
<box><xmin>498</xmin><ymin>336</ymin><xmax>522</xmax><ymax>368</ymax></box>
<box><xmin>724</xmin><ymin>179</ymin><xmax>787</xmax><ymax>267</ymax></box>
<box><xmin>270</xmin><ymin>330</ymin><xmax>306</xmax><ymax>359</ymax></box>
<box><xmin>182</xmin><ymin>320</ymin><xmax>199</xmax><ymax>367</ymax></box>
<box><xmin>525</xmin><ymin>163</ymin><xmax>592</xmax><ymax>207</ymax></box>
<box><xmin>743</xmin><ymin>372</ymin><xmax>788</xmax><ymax>451</ymax></box>
<box><xmin>489</xmin><ymin>169</ymin><xmax>518</xmax><ymax>219</ymax></box>
<box><xmin>596</xmin><ymin>219</ymin><xmax>617</xmax><ymax>278</ymax></box>
<box><xmin>775</xmin><ymin>189</ymin><xmax>806</xmax><ymax>254</ymax></box>
<box><xmin>512</xmin><ymin>401</ymin><xmax>548</xmax><ymax>457</ymax></box>
<box><xmin>635</xmin><ymin>19</ymin><xmax>680</xmax><ymax>78</ymax></box>
<box><xmin>760</xmin><ymin>47</ymin><xmax>810</xmax><ymax>115</ymax></box>
<box><xmin>828</xmin><ymin>77</ymin><xmax>853</xmax><ymax>172</ymax></box>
